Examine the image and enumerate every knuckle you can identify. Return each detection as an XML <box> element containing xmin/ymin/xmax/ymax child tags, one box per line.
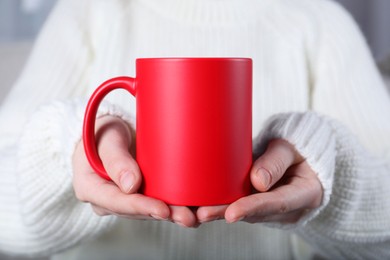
<box><xmin>103</xmin><ymin>155</ymin><xmax>120</xmax><ymax>171</ymax></box>
<box><xmin>105</xmin><ymin>149</ymin><xmax>134</xmax><ymax>167</ymax></box>
<box><xmin>273</xmin><ymin>190</ymin><xmax>290</xmax><ymax>214</ymax></box>
<box><xmin>104</xmin><ymin>157</ymin><xmax>128</xmax><ymax>177</ymax></box>
<box><xmin>278</xmin><ymin>200</ymin><xmax>289</xmax><ymax>214</ymax></box>
<box><xmin>270</xmin><ymin>156</ymin><xmax>286</xmax><ymax>177</ymax></box>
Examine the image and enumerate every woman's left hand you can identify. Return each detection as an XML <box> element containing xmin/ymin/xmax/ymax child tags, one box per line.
<box><xmin>197</xmin><ymin>139</ymin><xmax>323</xmax><ymax>224</ymax></box>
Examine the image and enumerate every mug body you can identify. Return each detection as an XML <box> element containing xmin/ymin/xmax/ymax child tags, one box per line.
<box><xmin>135</xmin><ymin>58</ymin><xmax>252</xmax><ymax>206</ymax></box>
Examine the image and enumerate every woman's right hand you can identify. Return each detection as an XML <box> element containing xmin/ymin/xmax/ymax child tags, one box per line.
<box><xmin>72</xmin><ymin>115</ymin><xmax>197</xmax><ymax>227</ymax></box>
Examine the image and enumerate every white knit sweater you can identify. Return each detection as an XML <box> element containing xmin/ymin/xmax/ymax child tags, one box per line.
<box><xmin>1</xmin><ymin>0</ymin><xmax>390</xmax><ymax>259</ymax></box>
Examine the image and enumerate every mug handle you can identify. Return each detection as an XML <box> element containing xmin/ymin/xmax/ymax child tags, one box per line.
<box><xmin>83</xmin><ymin>76</ymin><xmax>136</xmax><ymax>180</ymax></box>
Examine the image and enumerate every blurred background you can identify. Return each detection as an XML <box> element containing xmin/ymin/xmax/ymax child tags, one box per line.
<box><xmin>0</xmin><ymin>0</ymin><xmax>389</xmax><ymax>259</ymax></box>
<box><xmin>0</xmin><ymin>0</ymin><xmax>57</xmax><ymax>103</ymax></box>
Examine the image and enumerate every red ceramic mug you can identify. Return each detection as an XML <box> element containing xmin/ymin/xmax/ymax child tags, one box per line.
<box><xmin>83</xmin><ymin>58</ymin><xmax>252</xmax><ymax>206</ymax></box>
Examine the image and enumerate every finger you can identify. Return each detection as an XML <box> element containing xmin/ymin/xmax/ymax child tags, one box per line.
<box><xmin>226</xmin><ymin>163</ymin><xmax>322</xmax><ymax>223</ymax></box>
<box><xmin>196</xmin><ymin>205</ymin><xmax>228</xmax><ymax>223</ymax></box>
<box><xmin>74</xmin><ymin>166</ymin><xmax>170</xmax><ymax>220</ymax></box>
<box><xmin>91</xmin><ymin>204</ymin><xmax>162</xmax><ymax>220</ymax></box>
<box><xmin>94</xmin><ymin>183</ymin><xmax>170</xmax><ymax>220</ymax></box>
<box><xmin>242</xmin><ymin>209</ymin><xmax>307</xmax><ymax>224</ymax></box>
<box><xmin>170</xmin><ymin>206</ymin><xmax>197</xmax><ymax>227</ymax></box>
<box><xmin>96</xmin><ymin>116</ymin><xmax>141</xmax><ymax>194</ymax></box>
<box><xmin>251</xmin><ymin>139</ymin><xmax>303</xmax><ymax>192</ymax></box>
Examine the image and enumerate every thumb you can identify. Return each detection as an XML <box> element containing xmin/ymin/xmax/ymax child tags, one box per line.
<box><xmin>102</xmin><ymin>149</ymin><xmax>142</xmax><ymax>194</ymax></box>
<box><xmin>96</xmin><ymin>116</ymin><xmax>142</xmax><ymax>194</ymax></box>
<box><xmin>251</xmin><ymin>139</ymin><xmax>302</xmax><ymax>192</ymax></box>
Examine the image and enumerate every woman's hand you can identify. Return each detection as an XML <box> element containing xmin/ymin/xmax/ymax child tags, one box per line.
<box><xmin>72</xmin><ymin>115</ymin><xmax>197</xmax><ymax>227</ymax></box>
<box><xmin>197</xmin><ymin>139</ymin><xmax>323</xmax><ymax>224</ymax></box>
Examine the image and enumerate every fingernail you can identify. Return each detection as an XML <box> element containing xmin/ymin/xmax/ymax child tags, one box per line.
<box><xmin>199</xmin><ymin>216</ymin><xmax>221</xmax><ymax>223</ymax></box>
<box><xmin>119</xmin><ymin>171</ymin><xmax>135</xmax><ymax>193</ymax></box>
<box><xmin>174</xmin><ymin>221</ymin><xmax>189</xmax><ymax>228</ymax></box>
<box><xmin>257</xmin><ymin>168</ymin><xmax>271</xmax><ymax>189</ymax></box>
<box><xmin>151</xmin><ymin>214</ymin><xmax>169</xmax><ymax>221</ymax></box>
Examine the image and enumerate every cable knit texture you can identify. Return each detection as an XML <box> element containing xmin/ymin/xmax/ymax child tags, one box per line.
<box><xmin>0</xmin><ymin>0</ymin><xmax>389</xmax><ymax>259</ymax></box>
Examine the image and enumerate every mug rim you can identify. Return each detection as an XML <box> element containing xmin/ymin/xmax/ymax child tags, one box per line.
<box><xmin>136</xmin><ymin>57</ymin><xmax>252</xmax><ymax>62</ymax></box>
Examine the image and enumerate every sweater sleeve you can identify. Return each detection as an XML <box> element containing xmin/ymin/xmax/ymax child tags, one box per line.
<box><xmin>0</xmin><ymin>100</ymin><xmax>131</xmax><ymax>257</ymax></box>
<box><xmin>0</xmin><ymin>0</ymin><xmax>126</xmax><ymax>256</ymax></box>
<box><xmin>253</xmin><ymin>1</ymin><xmax>390</xmax><ymax>259</ymax></box>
